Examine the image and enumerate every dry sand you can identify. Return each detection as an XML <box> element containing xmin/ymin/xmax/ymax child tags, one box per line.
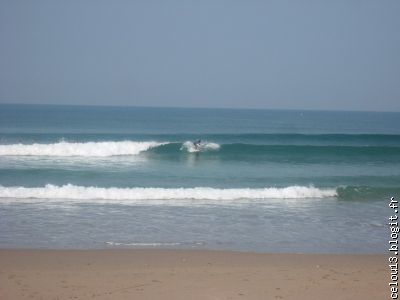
<box><xmin>0</xmin><ymin>249</ymin><xmax>385</xmax><ymax>300</ymax></box>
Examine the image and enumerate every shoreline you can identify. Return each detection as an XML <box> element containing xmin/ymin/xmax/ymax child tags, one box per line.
<box><xmin>0</xmin><ymin>249</ymin><xmax>386</xmax><ymax>299</ymax></box>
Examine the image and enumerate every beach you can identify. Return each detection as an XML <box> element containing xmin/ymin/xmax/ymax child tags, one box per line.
<box><xmin>0</xmin><ymin>249</ymin><xmax>385</xmax><ymax>299</ymax></box>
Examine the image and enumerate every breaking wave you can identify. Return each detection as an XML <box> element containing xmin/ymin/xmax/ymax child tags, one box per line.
<box><xmin>0</xmin><ymin>141</ymin><xmax>166</xmax><ymax>157</ymax></box>
<box><xmin>0</xmin><ymin>184</ymin><xmax>337</xmax><ymax>204</ymax></box>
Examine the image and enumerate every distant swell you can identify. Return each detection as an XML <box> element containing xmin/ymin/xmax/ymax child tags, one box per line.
<box><xmin>0</xmin><ymin>184</ymin><xmax>337</xmax><ymax>203</ymax></box>
<box><xmin>0</xmin><ymin>141</ymin><xmax>167</xmax><ymax>157</ymax></box>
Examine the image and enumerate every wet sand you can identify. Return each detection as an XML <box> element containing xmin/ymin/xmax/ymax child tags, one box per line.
<box><xmin>0</xmin><ymin>249</ymin><xmax>386</xmax><ymax>299</ymax></box>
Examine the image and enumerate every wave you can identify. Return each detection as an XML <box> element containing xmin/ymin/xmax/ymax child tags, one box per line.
<box><xmin>0</xmin><ymin>184</ymin><xmax>396</xmax><ymax>204</ymax></box>
<box><xmin>0</xmin><ymin>141</ymin><xmax>166</xmax><ymax>157</ymax></box>
<box><xmin>1</xmin><ymin>140</ymin><xmax>399</xmax><ymax>169</ymax></box>
<box><xmin>0</xmin><ymin>184</ymin><xmax>337</xmax><ymax>203</ymax></box>
<box><xmin>1</xmin><ymin>139</ymin><xmax>399</xmax><ymax>160</ymax></box>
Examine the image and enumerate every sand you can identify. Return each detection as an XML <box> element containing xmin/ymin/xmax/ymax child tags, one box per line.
<box><xmin>0</xmin><ymin>249</ymin><xmax>385</xmax><ymax>299</ymax></box>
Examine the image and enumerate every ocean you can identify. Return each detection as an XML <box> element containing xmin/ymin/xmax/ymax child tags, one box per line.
<box><xmin>0</xmin><ymin>104</ymin><xmax>398</xmax><ymax>253</ymax></box>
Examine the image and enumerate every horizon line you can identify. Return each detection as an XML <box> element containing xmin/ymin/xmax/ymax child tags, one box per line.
<box><xmin>0</xmin><ymin>102</ymin><xmax>399</xmax><ymax>114</ymax></box>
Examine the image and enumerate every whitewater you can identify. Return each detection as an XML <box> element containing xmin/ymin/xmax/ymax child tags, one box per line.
<box><xmin>0</xmin><ymin>141</ymin><xmax>166</xmax><ymax>157</ymax></box>
<box><xmin>0</xmin><ymin>184</ymin><xmax>337</xmax><ymax>203</ymax></box>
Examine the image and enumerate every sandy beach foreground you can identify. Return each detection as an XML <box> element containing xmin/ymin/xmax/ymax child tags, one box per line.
<box><xmin>0</xmin><ymin>249</ymin><xmax>385</xmax><ymax>300</ymax></box>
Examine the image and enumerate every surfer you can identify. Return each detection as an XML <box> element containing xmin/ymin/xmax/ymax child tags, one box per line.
<box><xmin>193</xmin><ymin>139</ymin><xmax>201</xmax><ymax>150</ymax></box>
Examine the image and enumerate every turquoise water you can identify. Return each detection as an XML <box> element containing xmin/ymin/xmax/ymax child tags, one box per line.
<box><xmin>0</xmin><ymin>104</ymin><xmax>398</xmax><ymax>252</ymax></box>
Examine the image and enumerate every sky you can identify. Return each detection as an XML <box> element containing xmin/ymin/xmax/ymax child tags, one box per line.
<box><xmin>0</xmin><ymin>0</ymin><xmax>399</xmax><ymax>111</ymax></box>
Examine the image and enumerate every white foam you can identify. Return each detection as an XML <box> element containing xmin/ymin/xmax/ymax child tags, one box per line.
<box><xmin>0</xmin><ymin>141</ymin><xmax>166</xmax><ymax>157</ymax></box>
<box><xmin>0</xmin><ymin>184</ymin><xmax>337</xmax><ymax>204</ymax></box>
<box><xmin>181</xmin><ymin>141</ymin><xmax>220</xmax><ymax>153</ymax></box>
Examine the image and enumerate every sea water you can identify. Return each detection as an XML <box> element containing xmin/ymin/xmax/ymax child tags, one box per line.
<box><xmin>0</xmin><ymin>104</ymin><xmax>398</xmax><ymax>253</ymax></box>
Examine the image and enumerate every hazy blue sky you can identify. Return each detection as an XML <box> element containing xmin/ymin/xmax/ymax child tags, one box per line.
<box><xmin>0</xmin><ymin>1</ymin><xmax>399</xmax><ymax>111</ymax></box>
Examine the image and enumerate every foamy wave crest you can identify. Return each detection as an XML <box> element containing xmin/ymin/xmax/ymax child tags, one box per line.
<box><xmin>0</xmin><ymin>141</ymin><xmax>166</xmax><ymax>157</ymax></box>
<box><xmin>0</xmin><ymin>184</ymin><xmax>337</xmax><ymax>204</ymax></box>
<box><xmin>180</xmin><ymin>141</ymin><xmax>220</xmax><ymax>153</ymax></box>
